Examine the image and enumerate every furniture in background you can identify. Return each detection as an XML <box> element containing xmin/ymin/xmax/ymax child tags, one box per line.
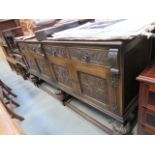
<box><xmin>1</xmin><ymin>19</ymin><xmax>155</xmax><ymax>134</ymax></box>
<box><xmin>0</xmin><ymin>79</ymin><xmax>24</xmax><ymax>121</ymax></box>
<box><xmin>137</xmin><ymin>60</ymin><xmax>155</xmax><ymax>134</ymax></box>
<box><xmin>0</xmin><ymin>19</ymin><xmax>28</xmax><ymax>79</ymax></box>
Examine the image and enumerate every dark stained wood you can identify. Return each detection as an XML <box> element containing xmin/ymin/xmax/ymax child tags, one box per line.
<box><xmin>137</xmin><ymin>60</ymin><xmax>155</xmax><ymax>134</ymax></box>
<box><xmin>16</xmin><ymin>34</ymin><xmax>152</xmax><ymax>135</ymax></box>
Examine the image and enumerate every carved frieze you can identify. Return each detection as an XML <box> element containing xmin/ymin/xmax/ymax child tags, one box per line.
<box><xmin>68</xmin><ymin>47</ymin><xmax>109</xmax><ymax>66</ymax></box>
<box><xmin>43</xmin><ymin>45</ymin><xmax>66</xmax><ymax>57</ymax></box>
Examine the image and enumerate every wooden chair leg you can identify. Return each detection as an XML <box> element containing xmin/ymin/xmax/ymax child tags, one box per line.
<box><xmin>0</xmin><ymin>80</ymin><xmax>12</xmax><ymax>91</ymax></box>
<box><xmin>3</xmin><ymin>92</ymin><xmax>20</xmax><ymax>107</ymax></box>
<box><xmin>6</xmin><ymin>90</ymin><xmax>17</xmax><ymax>98</ymax></box>
<box><xmin>3</xmin><ymin>103</ymin><xmax>24</xmax><ymax>121</ymax></box>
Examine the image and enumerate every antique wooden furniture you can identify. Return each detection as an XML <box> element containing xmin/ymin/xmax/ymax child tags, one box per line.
<box><xmin>0</xmin><ymin>100</ymin><xmax>24</xmax><ymax>135</ymax></box>
<box><xmin>15</xmin><ymin>19</ymin><xmax>155</xmax><ymax>134</ymax></box>
<box><xmin>15</xmin><ymin>20</ymin><xmax>93</xmax><ymax>85</ymax></box>
<box><xmin>17</xmin><ymin>36</ymin><xmax>152</xmax><ymax>134</ymax></box>
<box><xmin>0</xmin><ymin>79</ymin><xmax>24</xmax><ymax>121</ymax></box>
<box><xmin>0</xmin><ymin>20</ymin><xmax>28</xmax><ymax>79</ymax></box>
<box><xmin>137</xmin><ymin>60</ymin><xmax>155</xmax><ymax>134</ymax></box>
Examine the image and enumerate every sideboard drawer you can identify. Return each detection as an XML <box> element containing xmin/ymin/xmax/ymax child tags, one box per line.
<box><xmin>68</xmin><ymin>47</ymin><xmax>118</xmax><ymax>67</ymax></box>
<box><xmin>27</xmin><ymin>43</ymin><xmax>42</xmax><ymax>54</ymax></box>
<box><xmin>141</xmin><ymin>108</ymin><xmax>155</xmax><ymax>129</ymax></box>
<box><xmin>18</xmin><ymin>42</ymin><xmax>42</xmax><ymax>55</ymax></box>
<box><xmin>42</xmin><ymin>44</ymin><xmax>67</xmax><ymax>58</ymax></box>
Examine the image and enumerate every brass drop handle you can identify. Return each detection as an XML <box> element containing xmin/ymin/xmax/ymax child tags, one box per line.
<box><xmin>81</xmin><ymin>53</ymin><xmax>90</xmax><ymax>62</ymax></box>
<box><xmin>40</xmin><ymin>53</ymin><xmax>45</xmax><ymax>57</ymax></box>
<box><xmin>32</xmin><ymin>47</ymin><xmax>36</xmax><ymax>52</ymax></box>
<box><xmin>52</xmin><ymin>51</ymin><xmax>57</xmax><ymax>56</ymax></box>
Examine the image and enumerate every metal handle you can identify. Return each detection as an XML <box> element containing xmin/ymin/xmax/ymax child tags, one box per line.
<box><xmin>40</xmin><ymin>53</ymin><xmax>45</xmax><ymax>57</ymax></box>
<box><xmin>52</xmin><ymin>51</ymin><xmax>57</xmax><ymax>56</ymax></box>
<box><xmin>32</xmin><ymin>47</ymin><xmax>36</xmax><ymax>52</ymax></box>
<box><xmin>81</xmin><ymin>54</ymin><xmax>90</xmax><ymax>62</ymax></box>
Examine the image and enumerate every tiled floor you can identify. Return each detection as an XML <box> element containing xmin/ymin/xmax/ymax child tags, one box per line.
<box><xmin>0</xmin><ymin>60</ymin><xmax>107</xmax><ymax>134</ymax></box>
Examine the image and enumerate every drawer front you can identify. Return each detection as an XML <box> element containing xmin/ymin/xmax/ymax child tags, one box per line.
<box><xmin>42</xmin><ymin>44</ymin><xmax>67</xmax><ymax>58</ymax></box>
<box><xmin>140</xmin><ymin>84</ymin><xmax>155</xmax><ymax>108</ymax></box>
<box><xmin>141</xmin><ymin>108</ymin><xmax>155</xmax><ymax>131</ymax></box>
<box><xmin>18</xmin><ymin>42</ymin><xmax>42</xmax><ymax>54</ymax></box>
<box><xmin>68</xmin><ymin>47</ymin><xmax>118</xmax><ymax>67</ymax></box>
<box><xmin>139</xmin><ymin>124</ymin><xmax>155</xmax><ymax>135</ymax></box>
<box><xmin>27</xmin><ymin>43</ymin><xmax>42</xmax><ymax>54</ymax></box>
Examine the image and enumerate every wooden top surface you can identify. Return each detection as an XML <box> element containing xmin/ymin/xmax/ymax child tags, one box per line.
<box><xmin>0</xmin><ymin>100</ymin><xmax>24</xmax><ymax>135</ymax></box>
<box><xmin>136</xmin><ymin>60</ymin><xmax>155</xmax><ymax>84</ymax></box>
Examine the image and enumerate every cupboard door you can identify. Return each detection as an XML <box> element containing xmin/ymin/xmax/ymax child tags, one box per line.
<box><xmin>47</xmin><ymin>56</ymin><xmax>73</xmax><ymax>91</ymax></box>
<box><xmin>24</xmin><ymin>53</ymin><xmax>40</xmax><ymax>75</ymax></box>
<box><xmin>78</xmin><ymin>71</ymin><xmax>108</xmax><ymax>103</ymax></box>
<box><xmin>70</xmin><ymin>61</ymin><xmax>120</xmax><ymax>114</ymax></box>
<box><xmin>35</xmin><ymin>56</ymin><xmax>56</xmax><ymax>82</ymax></box>
<box><xmin>53</xmin><ymin>64</ymin><xmax>72</xmax><ymax>87</ymax></box>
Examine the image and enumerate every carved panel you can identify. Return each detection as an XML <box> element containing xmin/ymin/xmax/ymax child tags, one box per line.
<box><xmin>78</xmin><ymin>72</ymin><xmax>108</xmax><ymax>103</ymax></box>
<box><xmin>53</xmin><ymin>64</ymin><xmax>71</xmax><ymax>87</ymax></box>
<box><xmin>36</xmin><ymin>60</ymin><xmax>51</xmax><ymax>77</ymax></box>
<box><xmin>43</xmin><ymin>45</ymin><xmax>67</xmax><ymax>58</ymax></box>
<box><xmin>25</xmin><ymin>56</ymin><xmax>39</xmax><ymax>72</ymax></box>
<box><xmin>68</xmin><ymin>47</ymin><xmax>109</xmax><ymax>66</ymax></box>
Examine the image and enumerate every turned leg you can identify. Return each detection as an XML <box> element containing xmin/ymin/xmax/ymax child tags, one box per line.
<box><xmin>112</xmin><ymin>121</ymin><xmax>131</xmax><ymax>135</ymax></box>
<box><xmin>54</xmin><ymin>89</ymin><xmax>65</xmax><ymax>101</ymax></box>
<box><xmin>62</xmin><ymin>94</ymin><xmax>73</xmax><ymax>106</ymax></box>
<box><xmin>30</xmin><ymin>75</ymin><xmax>42</xmax><ymax>87</ymax></box>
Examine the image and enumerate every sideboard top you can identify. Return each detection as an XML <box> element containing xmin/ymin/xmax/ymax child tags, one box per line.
<box><xmin>137</xmin><ymin>60</ymin><xmax>155</xmax><ymax>84</ymax></box>
<box><xmin>51</xmin><ymin>19</ymin><xmax>155</xmax><ymax>41</ymax></box>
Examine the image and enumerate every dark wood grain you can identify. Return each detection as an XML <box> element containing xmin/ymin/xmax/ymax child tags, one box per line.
<box><xmin>137</xmin><ymin>60</ymin><xmax>155</xmax><ymax>134</ymax></box>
